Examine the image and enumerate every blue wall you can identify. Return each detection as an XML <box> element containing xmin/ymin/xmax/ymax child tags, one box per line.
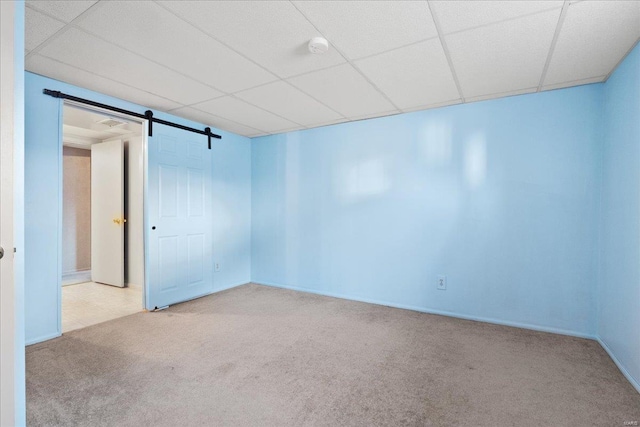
<box><xmin>252</xmin><ymin>85</ymin><xmax>603</xmax><ymax>338</ymax></box>
<box><xmin>24</xmin><ymin>72</ymin><xmax>252</xmax><ymax>345</ymax></box>
<box><xmin>599</xmin><ymin>43</ymin><xmax>640</xmax><ymax>392</ymax></box>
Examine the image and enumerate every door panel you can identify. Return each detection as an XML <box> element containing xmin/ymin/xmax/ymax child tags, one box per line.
<box><xmin>91</xmin><ymin>139</ymin><xmax>124</xmax><ymax>287</ymax></box>
<box><xmin>187</xmin><ymin>233</ymin><xmax>205</xmax><ymax>285</ymax></box>
<box><xmin>187</xmin><ymin>169</ymin><xmax>204</xmax><ymax>216</ymax></box>
<box><xmin>159</xmin><ymin>165</ymin><xmax>178</xmax><ymax>217</ymax></box>
<box><xmin>148</xmin><ymin>124</ymin><xmax>213</xmax><ymax>308</ymax></box>
<box><xmin>158</xmin><ymin>235</ymin><xmax>178</xmax><ymax>291</ymax></box>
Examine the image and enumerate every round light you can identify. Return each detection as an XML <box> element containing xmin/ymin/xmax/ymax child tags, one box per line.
<box><xmin>308</xmin><ymin>37</ymin><xmax>329</xmax><ymax>54</ymax></box>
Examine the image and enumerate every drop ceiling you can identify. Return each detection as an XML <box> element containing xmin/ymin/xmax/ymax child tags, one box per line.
<box><xmin>25</xmin><ymin>1</ymin><xmax>640</xmax><ymax>138</ymax></box>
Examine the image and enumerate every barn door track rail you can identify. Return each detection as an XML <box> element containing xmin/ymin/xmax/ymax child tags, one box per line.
<box><xmin>43</xmin><ymin>89</ymin><xmax>222</xmax><ymax>149</ymax></box>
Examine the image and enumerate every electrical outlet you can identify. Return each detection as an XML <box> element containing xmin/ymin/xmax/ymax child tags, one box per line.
<box><xmin>437</xmin><ymin>275</ymin><xmax>447</xmax><ymax>290</ymax></box>
<box><xmin>215</xmin><ymin>263</ymin><xmax>221</xmax><ymax>272</ymax></box>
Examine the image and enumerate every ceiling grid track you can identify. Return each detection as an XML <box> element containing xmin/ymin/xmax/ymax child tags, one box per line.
<box><xmin>28</xmin><ymin>0</ymin><xmax>280</xmax><ymax>136</ymax></box>
<box><xmin>279</xmin><ymin>80</ymin><xmax>348</xmax><ymax>121</ymax></box>
<box><xmin>156</xmin><ymin>0</ymin><xmax>351</xmax><ymax>123</ymax></box>
<box><xmin>24</xmin><ymin>0</ymin><xmax>102</xmax><ymax>61</ymax></box>
<box><xmin>35</xmin><ymin>54</ymin><xmax>188</xmax><ymax>109</ymax></box>
<box><xmin>537</xmin><ymin>1</ymin><xmax>571</xmax><ymax>92</ymax></box>
<box><xmin>64</xmin><ymin>25</ymin><xmax>230</xmax><ymax>96</ymax></box>
<box><xmin>351</xmin><ymin>36</ymin><xmax>440</xmax><ymax>63</ymax></box>
<box><xmin>289</xmin><ymin>0</ymin><xmax>402</xmax><ymax>112</ymax></box>
<box><xmin>27</xmin><ymin>2</ymin><xmax>234</xmax><ymax>102</ymax></box>
<box><xmin>426</xmin><ymin>0</ymin><xmax>466</xmax><ymax>104</ymax></box>
<box><xmin>35</xmin><ymin>0</ymin><xmax>303</xmax><ymax>134</ymax></box>
<box><xmin>201</xmin><ymin>93</ymin><xmax>307</xmax><ymax>131</ymax></box>
<box><xmin>444</xmin><ymin>5</ymin><xmax>568</xmax><ymax>39</ymax></box>
<box><xmin>155</xmin><ymin>0</ymin><xmax>346</xmax><ymax>130</ymax></box>
<box><xmin>152</xmin><ymin>0</ymin><xmax>281</xmax><ymax>84</ymax></box>
<box><xmin>24</xmin><ymin>0</ymin><xmax>640</xmax><ymax>137</ymax></box>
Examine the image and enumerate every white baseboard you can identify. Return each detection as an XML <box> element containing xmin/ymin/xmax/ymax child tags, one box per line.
<box><xmin>212</xmin><ymin>281</ymin><xmax>250</xmax><ymax>293</ymax></box>
<box><xmin>62</xmin><ymin>270</ymin><xmax>91</xmax><ymax>286</ymax></box>
<box><xmin>255</xmin><ymin>280</ymin><xmax>640</xmax><ymax>395</ymax></box>
<box><xmin>597</xmin><ymin>337</ymin><xmax>640</xmax><ymax>394</ymax></box>
<box><xmin>253</xmin><ymin>280</ymin><xmax>596</xmax><ymax>340</ymax></box>
<box><xmin>26</xmin><ymin>331</ymin><xmax>62</xmax><ymax>346</ymax></box>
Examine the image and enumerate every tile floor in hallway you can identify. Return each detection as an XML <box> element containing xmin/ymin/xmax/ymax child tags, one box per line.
<box><xmin>62</xmin><ymin>282</ymin><xmax>143</xmax><ymax>333</ymax></box>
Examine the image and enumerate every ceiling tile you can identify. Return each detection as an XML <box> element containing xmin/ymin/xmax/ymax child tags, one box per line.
<box><xmin>235</xmin><ymin>81</ymin><xmax>342</xmax><ymax>126</ymax></box>
<box><xmin>193</xmin><ymin>96</ymin><xmax>298</xmax><ymax>133</ymax></box>
<box><xmin>26</xmin><ymin>54</ymin><xmax>183</xmax><ymax>111</ymax></box>
<box><xmin>26</xmin><ymin>0</ymin><xmax>97</xmax><ymax>23</ymax></box>
<box><xmin>544</xmin><ymin>0</ymin><xmax>640</xmax><ymax>86</ymax></box>
<box><xmin>288</xmin><ymin>64</ymin><xmax>395</xmax><ymax>118</ymax></box>
<box><xmin>293</xmin><ymin>1</ymin><xmax>438</xmax><ymax>59</ymax></box>
<box><xmin>446</xmin><ymin>9</ymin><xmax>560</xmax><ymax>99</ymax></box>
<box><xmin>430</xmin><ymin>0</ymin><xmax>563</xmax><ymax>35</ymax></box>
<box><xmin>168</xmin><ymin>106</ymin><xmax>261</xmax><ymax>137</ymax></box>
<box><xmin>25</xmin><ymin>7</ymin><xmax>65</xmax><ymax>51</ymax></box>
<box><xmin>38</xmin><ymin>28</ymin><xmax>222</xmax><ymax>105</ymax></box>
<box><xmin>159</xmin><ymin>1</ymin><xmax>345</xmax><ymax>78</ymax></box>
<box><xmin>355</xmin><ymin>38</ymin><xmax>460</xmax><ymax>110</ymax></box>
<box><xmin>77</xmin><ymin>1</ymin><xmax>276</xmax><ymax>93</ymax></box>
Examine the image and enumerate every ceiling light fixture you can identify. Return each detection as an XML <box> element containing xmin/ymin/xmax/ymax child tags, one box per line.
<box><xmin>97</xmin><ymin>117</ymin><xmax>127</xmax><ymax>127</ymax></box>
<box><xmin>308</xmin><ymin>37</ymin><xmax>329</xmax><ymax>54</ymax></box>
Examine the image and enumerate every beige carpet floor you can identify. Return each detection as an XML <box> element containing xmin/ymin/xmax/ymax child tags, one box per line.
<box><xmin>27</xmin><ymin>283</ymin><xmax>640</xmax><ymax>426</ymax></box>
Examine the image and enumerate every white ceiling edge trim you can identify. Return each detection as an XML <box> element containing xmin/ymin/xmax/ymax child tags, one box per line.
<box><xmin>249</xmin><ymin>76</ymin><xmax>615</xmax><ymax>140</ymax></box>
<box><xmin>604</xmin><ymin>37</ymin><xmax>640</xmax><ymax>81</ymax></box>
<box><xmin>541</xmin><ymin>76</ymin><xmax>606</xmax><ymax>92</ymax></box>
<box><xmin>289</xmin><ymin>1</ymin><xmax>401</xmax><ymax>112</ymax></box>
<box><xmin>63</xmin><ymin>143</ymin><xmax>92</xmax><ymax>151</ymax></box>
<box><xmin>63</xmin><ymin>134</ymin><xmax>98</xmax><ymax>146</ymax></box>
<box><xmin>465</xmin><ymin>87</ymin><xmax>539</xmax><ymax>104</ymax></box>
<box><xmin>401</xmin><ymin>99</ymin><xmax>463</xmax><ymax>114</ymax></box>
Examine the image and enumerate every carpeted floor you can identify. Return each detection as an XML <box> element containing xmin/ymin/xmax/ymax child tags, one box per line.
<box><xmin>27</xmin><ymin>283</ymin><xmax>640</xmax><ymax>426</ymax></box>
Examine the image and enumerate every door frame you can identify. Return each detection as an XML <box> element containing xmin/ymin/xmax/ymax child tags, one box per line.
<box><xmin>57</xmin><ymin>101</ymin><xmax>150</xmax><ymax>332</ymax></box>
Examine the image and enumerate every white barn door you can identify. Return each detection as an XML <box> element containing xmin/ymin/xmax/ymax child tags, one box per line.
<box><xmin>147</xmin><ymin>124</ymin><xmax>213</xmax><ymax>309</ymax></box>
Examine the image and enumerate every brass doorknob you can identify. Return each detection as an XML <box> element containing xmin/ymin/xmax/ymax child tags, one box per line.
<box><xmin>113</xmin><ymin>218</ymin><xmax>127</xmax><ymax>225</ymax></box>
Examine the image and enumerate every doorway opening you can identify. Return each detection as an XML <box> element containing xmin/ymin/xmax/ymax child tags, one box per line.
<box><xmin>61</xmin><ymin>103</ymin><xmax>145</xmax><ymax>332</ymax></box>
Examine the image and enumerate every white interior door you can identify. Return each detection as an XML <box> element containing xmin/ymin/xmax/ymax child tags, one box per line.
<box><xmin>91</xmin><ymin>139</ymin><xmax>124</xmax><ymax>287</ymax></box>
<box><xmin>147</xmin><ymin>124</ymin><xmax>213</xmax><ymax>309</ymax></box>
<box><xmin>0</xmin><ymin>1</ymin><xmax>19</xmax><ymax>423</ymax></box>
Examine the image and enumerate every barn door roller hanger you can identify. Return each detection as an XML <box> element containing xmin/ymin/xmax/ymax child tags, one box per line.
<box><xmin>43</xmin><ymin>89</ymin><xmax>222</xmax><ymax>149</ymax></box>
